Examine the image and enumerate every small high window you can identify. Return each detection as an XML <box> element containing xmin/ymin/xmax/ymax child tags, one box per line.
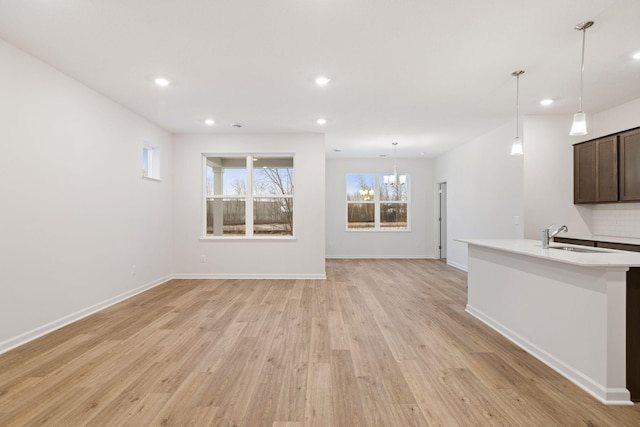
<box><xmin>143</xmin><ymin>144</ymin><xmax>160</xmax><ymax>180</ymax></box>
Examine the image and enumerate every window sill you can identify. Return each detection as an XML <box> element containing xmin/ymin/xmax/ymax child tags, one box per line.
<box><xmin>143</xmin><ymin>176</ymin><xmax>161</xmax><ymax>182</ymax></box>
<box><xmin>200</xmin><ymin>236</ymin><xmax>297</xmax><ymax>241</ymax></box>
<box><xmin>345</xmin><ymin>229</ymin><xmax>411</xmax><ymax>233</ymax></box>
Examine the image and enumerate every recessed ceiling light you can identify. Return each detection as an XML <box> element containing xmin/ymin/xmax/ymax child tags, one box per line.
<box><xmin>232</xmin><ymin>123</ymin><xmax>242</xmax><ymax>128</ymax></box>
<box><xmin>540</xmin><ymin>98</ymin><xmax>554</xmax><ymax>106</ymax></box>
<box><xmin>317</xmin><ymin>118</ymin><xmax>327</xmax><ymax>125</ymax></box>
<box><xmin>154</xmin><ymin>77</ymin><xmax>170</xmax><ymax>87</ymax></box>
<box><xmin>333</xmin><ymin>149</ymin><xmax>341</xmax><ymax>152</ymax></box>
<box><xmin>633</xmin><ymin>51</ymin><xmax>640</xmax><ymax>60</ymax></box>
<box><xmin>315</xmin><ymin>76</ymin><xmax>331</xmax><ymax>86</ymax></box>
<box><xmin>380</xmin><ymin>154</ymin><xmax>387</xmax><ymax>158</ymax></box>
<box><xmin>204</xmin><ymin>119</ymin><xmax>215</xmax><ymax>126</ymax></box>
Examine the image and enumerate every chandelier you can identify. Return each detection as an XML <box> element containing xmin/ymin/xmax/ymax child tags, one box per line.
<box><xmin>383</xmin><ymin>142</ymin><xmax>406</xmax><ymax>186</ymax></box>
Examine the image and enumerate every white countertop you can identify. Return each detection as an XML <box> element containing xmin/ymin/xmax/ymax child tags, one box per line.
<box><xmin>457</xmin><ymin>238</ymin><xmax>640</xmax><ymax>268</ymax></box>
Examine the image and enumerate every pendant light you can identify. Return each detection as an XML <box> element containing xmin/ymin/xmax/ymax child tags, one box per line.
<box><xmin>511</xmin><ymin>70</ymin><xmax>524</xmax><ymax>156</ymax></box>
<box><xmin>570</xmin><ymin>21</ymin><xmax>594</xmax><ymax>136</ymax></box>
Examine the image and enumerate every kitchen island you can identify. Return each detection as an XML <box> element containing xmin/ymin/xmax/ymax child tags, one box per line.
<box><xmin>459</xmin><ymin>238</ymin><xmax>640</xmax><ymax>405</ymax></box>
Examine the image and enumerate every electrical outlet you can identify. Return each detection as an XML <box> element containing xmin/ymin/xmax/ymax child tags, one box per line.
<box><xmin>513</xmin><ymin>216</ymin><xmax>520</xmax><ymax>225</ymax></box>
<box><xmin>200</xmin><ymin>255</ymin><xmax>206</xmax><ymax>263</ymax></box>
<box><xmin>131</xmin><ymin>265</ymin><xmax>137</xmax><ymax>275</ymax></box>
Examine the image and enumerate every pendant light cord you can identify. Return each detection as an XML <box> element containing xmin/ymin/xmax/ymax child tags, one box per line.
<box><xmin>515</xmin><ymin>73</ymin><xmax>520</xmax><ymax>137</ymax></box>
<box><xmin>512</xmin><ymin>70</ymin><xmax>524</xmax><ymax>139</ymax></box>
<box><xmin>578</xmin><ymin>27</ymin><xmax>586</xmax><ymax>113</ymax></box>
<box><xmin>574</xmin><ymin>21</ymin><xmax>593</xmax><ymax>113</ymax></box>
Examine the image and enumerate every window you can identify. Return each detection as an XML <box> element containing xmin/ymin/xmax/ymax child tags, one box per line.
<box><xmin>346</xmin><ymin>173</ymin><xmax>409</xmax><ymax>230</ymax></box>
<box><xmin>204</xmin><ymin>155</ymin><xmax>294</xmax><ymax>237</ymax></box>
<box><xmin>143</xmin><ymin>144</ymin><xmax>160</xmax><ymax>180</ymax></box>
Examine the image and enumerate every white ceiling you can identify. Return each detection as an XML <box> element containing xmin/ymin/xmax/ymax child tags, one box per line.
<box><xmin>1</xmin><ymin>0</ymin><xmax>639</xmax><ymax>158</ymax></box>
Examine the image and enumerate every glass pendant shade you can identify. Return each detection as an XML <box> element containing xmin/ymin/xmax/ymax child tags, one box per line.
<box><xmin>570</xmin><ymin>21</ymin><xmax>593</xmax><ymax>136</ymax></box>
<box><xmin>510</xmin><ymin>70</ymin><xmax>524</xmax><ymax>156</ymax></box>
<box><xmin>570</xmin><ymin>112</ymin><xmax>587</xmax><ymax>136</ymax></box>
<box><xmin>510</xmin><ymin>137</ymin><xmax>523</xmax><ymax>156</ymax></box>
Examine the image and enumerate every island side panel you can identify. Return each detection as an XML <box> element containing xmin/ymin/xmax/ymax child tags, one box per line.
<box><xmin>465</xmin><ymin>244</ymin><xmax>630</xmax><ymax>404</ymax></box>
<box><xmin>628</xmin><ymin>268</ymin><xmax>640</xmax><ymax>401</ymax></box>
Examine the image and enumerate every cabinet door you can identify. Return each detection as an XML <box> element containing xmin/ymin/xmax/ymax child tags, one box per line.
<box><xmin>574</xmin><ymin>141</ymin><xmax>596</xmax><ymax>203</ymax></box>
<box><xmin>595</xmin><ymin>136</ymin><xmax>618</xmax><ymax>202</ymax></box>
<box><xmin>574</xmin><ymin>137</ymin><xmax>618</xmax><ymax>204</ymax></box>
<box><xmin>620</xmin><ymin>128</ymin><xmax>640</xmax><ymax>201</ymax></box>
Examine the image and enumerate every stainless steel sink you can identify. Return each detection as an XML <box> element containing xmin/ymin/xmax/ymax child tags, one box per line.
<box><xmin>549</xmin><ymin>246</ymin><xmax>607</xmax><ymax>253</ymax></box>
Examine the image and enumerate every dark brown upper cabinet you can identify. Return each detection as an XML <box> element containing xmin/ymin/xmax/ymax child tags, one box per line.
<box><xmin>574</xmin><ymin>136</ymin><xmax>618</xmax><ymax>204</ymax></box>
<box><xmin>620</xmin><ymin>128</ymin><xmax>640</xmax><ymax>201</ymax></box>
<box><xmin>574</xmin><ymin>126</ymin><xmax>640</xmax><ymax>204</ymax></box>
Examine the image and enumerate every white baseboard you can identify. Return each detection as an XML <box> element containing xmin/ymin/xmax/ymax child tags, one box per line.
<box><xmin>466</xmin><ymin>304</ymin><xmax>632</xmax><ymax>405</ymax></box>
<box><xmin>0</xmin><ymin>275</ymin><xmax>172</xmax><ymax>356</ymax></box>
<box><xmin>326</xmin><ymin>254</ymin><xmax>436</xmax><ymax>259</ymax></box>
<box><xmin>447</xmin><ymin>260</ymin><xmax>468</xmax><ymax>271</ymax></box>
<box><xmin>172</xmin><ymin>273</ymin><xmax>326</xmax><ymax>280</ymax></box>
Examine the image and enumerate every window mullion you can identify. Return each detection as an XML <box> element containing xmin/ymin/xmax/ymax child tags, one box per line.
<box><xmin>246</xmin><ymin>155</ymin><xmax>254</xmax><ymax>237</ymax></box>
<box><xmin>202</xmin><ymin>155</ymin><xmax>207</xmax><ymax>237</ymax></box>
<box><xmin>374</xmin><ymin>175</ymin><xmax>381</xmax><ymax>229</ymax></box>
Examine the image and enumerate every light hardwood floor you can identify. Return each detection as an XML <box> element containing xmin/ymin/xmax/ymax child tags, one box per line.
<box><xmin>1</xmin><ymin>259</ymin><xmax>639</xmax><ymax>426</ymax></box>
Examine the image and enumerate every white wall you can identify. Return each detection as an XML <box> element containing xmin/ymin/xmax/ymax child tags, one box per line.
<box><xmin>522</xmin><ymin>115</ymin><xmax>593</xmax><ymax>238</ymax></box>
<box><xmin>434</xmin><ymin>122</ymin><xmax>524</xmax><ymax>270</ymax></box>
<box><xmin>590</xmin><ymin>97</ymin><xmax>640</xmax><ymax>137</ymax></box>
<box><xmin>172</xmin><ymin>133</ymin><xmax>325</xmax><ymax>278</ymax></box>
<box><xmin>325</xmin><ymin>157</ymin><xmax>435</xmax><ymax>258</ymax></box>
<box><xmin>0</xmin><ymin>39</ymin><xmax>173</xmax><ymax>352</ymax></box>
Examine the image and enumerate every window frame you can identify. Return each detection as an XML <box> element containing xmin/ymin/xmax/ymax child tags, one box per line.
<box><xmin>142</xmin><ymin>143</ymin><xmax>161</xmax><ymax>181</ymax></box>
<box><xmin>346</xmin><ymin>173</ymin><xmax>410</xmax><ymax>232</ymax></box>
<box><xmin>201</xmin><ymin>153</ymin><xmax>295</xmax><ymax>240</ymax></box>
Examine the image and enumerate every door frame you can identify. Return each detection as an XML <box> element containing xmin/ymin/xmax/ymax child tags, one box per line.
<box><xmin>435</xmin><ymin>181</ymin><xmax>447</xmax><ymax>259</ymax></box>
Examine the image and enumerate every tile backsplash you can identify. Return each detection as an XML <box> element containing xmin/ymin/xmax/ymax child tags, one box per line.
<box><xmin>592</xmin><ymin>203</ymin><xmax>640</xmax><ymax>238</ymax></box>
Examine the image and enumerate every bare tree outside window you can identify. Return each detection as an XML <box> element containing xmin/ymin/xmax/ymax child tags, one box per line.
<box><xmin>346</xmin><ymin>173</ymin><xmax>409</xmax><ymax>231</ymax></box>
<box><xmin>347</xmin><ymin>174</ymin><xmax>375</xmax><ymax>229</ymax></box>
<box><xmin>379</xmin><ymin>174</ymin><xmax>407</xmax><ymax>229</ymax></box>
<box><xmin>253</xmin><ymin>159</ymin><xmax>294</xmax><ymax>235</ymax></box>
<box><xmin>205</xmin><ymin>155</ymin><xmax>294</xmax><ymax>237</ymax></box>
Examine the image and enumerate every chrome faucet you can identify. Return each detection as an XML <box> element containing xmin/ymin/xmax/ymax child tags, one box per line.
<box><xmin>542</xmin><ymin>224</ymin><xmax>568</xmax><ymax>249</ymax></box>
